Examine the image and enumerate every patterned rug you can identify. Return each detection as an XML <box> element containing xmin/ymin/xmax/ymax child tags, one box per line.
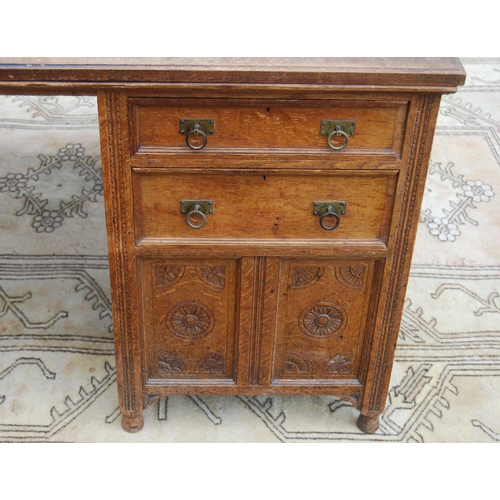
<box><xmin>0</xmin><ymin>58</ymin><xmax>499</xmax><ymax>442</ymax></box>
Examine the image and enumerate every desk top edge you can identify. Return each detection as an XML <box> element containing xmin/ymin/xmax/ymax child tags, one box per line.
<box><xmin>0</xmin><ymin>57</ymin><xmax>466</xmax><ymax>90</ymax></box>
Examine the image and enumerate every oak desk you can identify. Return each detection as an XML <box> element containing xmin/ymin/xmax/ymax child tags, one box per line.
<box><xmin>0</xmin><ymin>58</ymin><xmax>466</xmax><ymax>433</ymax></box>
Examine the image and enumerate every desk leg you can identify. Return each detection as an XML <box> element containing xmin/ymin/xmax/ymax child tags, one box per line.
<box><xmin>98</xmin><ymin>90</ymin><xmax>144</xmax><ymax>433</ymax></box>
<box><xmin>122</xmin><ymin>414</ymin><xmax>144</xmax><ymax>433</ymax></box>
<box><xmin>357</xmin><ymin>413</ymin><xmax>380</xmax><ymax>434</ymax></box>
<box><xmin>356</xmin><ymin>96</ymin><xmax>440</xmax><ymax>437</ymax></box>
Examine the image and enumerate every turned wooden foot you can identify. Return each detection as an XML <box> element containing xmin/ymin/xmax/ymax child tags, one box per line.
<box><xmin>122</xmin><ymin>414</ymin><xmax>144</xmax><ymax>433</ymax></box>
<box><xmin>357</xmin><ymin>413</ymin><xmax>380</xmax><ymax>434</ymax></box>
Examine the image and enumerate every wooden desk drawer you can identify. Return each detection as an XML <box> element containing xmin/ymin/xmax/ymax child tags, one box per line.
<box><xmin>129</xmin><ymin>98</ymin><xmax>408</xmax><ymax>158</ymax></box>
<box><xmin>133</xmin><ymin>170</ymin><xmax>397</xmax><ymax>244</ymax></box>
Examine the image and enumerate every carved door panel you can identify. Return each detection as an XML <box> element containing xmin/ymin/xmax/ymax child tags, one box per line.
<box><xmin>271</xmin><ymin>259</ymin><xmax>376</xmax><ymax>383</ymax></box>
<box><xmin>140</xmin><ymin>258</ymin><xmax>238</xmax><ymax>383</ymax></box>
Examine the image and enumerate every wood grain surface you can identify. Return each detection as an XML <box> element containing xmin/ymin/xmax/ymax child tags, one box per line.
<box><xmin>0</xmin><ymin>58</ymin><xmax>466</xmax><ymax>91</ymax></box>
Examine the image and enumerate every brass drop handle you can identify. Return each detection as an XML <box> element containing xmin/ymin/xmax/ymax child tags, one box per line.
<box><xmin>186</xmin><ymin>204</ymin><xmax>206</xmax><ymax>229</ymax></box>
<box><xmin>179</xmin><ymin>119</ymin><xmax>214</xmax><ymax>150</ymax></box>
<box><xmin>327</xmin><ymin>125</ymin><xmax>349</xmax><ymax>151</ymax></box>
<box><xmin>180</xmin><ymin>200</ymin><xmax>213</xmax><ymax>229</ymax></box>
<box><xmin>313</xmin><ymin>201</ymin><xmax>346</xmax><ymax>230</ymax></box>
<box><xmin>186</xmin><ymin>123</ymin><xmax>208</xmax><ymax>150</ymax></box>
<box><xmin>320</xmin><ymin>120</ymin><xmax>356</xmax><ymax>151</ymax></box>
<box><xmin>320</xmin><ymin>205</ymin><xmax>341</xmax><ymax>230</ymax></box>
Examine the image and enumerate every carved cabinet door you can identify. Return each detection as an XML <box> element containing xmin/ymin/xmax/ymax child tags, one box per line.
<box><xmin>138</xmin><ymin>256</ymin><xmax>379</xmax><ymax>391</ymax></box>
<box><xmin>260</xmin><ymin>259</ymin><xmax>378</xmax><ymax>387</ymax></box>
<box><xmin>139</xmin><ymin>258</ymin><xmax>239</xmax><ymax>384</ymax></box>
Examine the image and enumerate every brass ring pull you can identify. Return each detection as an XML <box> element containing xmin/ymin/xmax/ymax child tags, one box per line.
<box><xmin>186</xmin><ymin>123</ymin><xmax>208</xmax><ymax>150</ymax></box>
<box><xmin>186</xmin><ymin>204</ymin><xmax>207</xmax><ymax>229</ymax></box>
<box><xmin>320</xmin><ymin>205</ymin><xmax>340</xmax><ymax>230</ymax></box>
<box><xmin>327</xmin><ymin>126</ymin><xmax>349</xmax><ymax>150</ymax></box>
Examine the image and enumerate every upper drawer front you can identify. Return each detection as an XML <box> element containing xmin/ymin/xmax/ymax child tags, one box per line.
<box><xmin>133</xmin><ymin>170</ymin><xmax>396</xmax><ymax>244</ymax></box>
<box><xmin>129</xmin><ymin>98</ymin><xmax>408</xmax><ymax>158</ymax></box>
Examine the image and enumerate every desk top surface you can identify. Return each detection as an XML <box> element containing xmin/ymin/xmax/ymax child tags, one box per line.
<box><xmin>0</xmin><ymin>57</ymin><xmax>466</xmax><ymax>92</ymax></box>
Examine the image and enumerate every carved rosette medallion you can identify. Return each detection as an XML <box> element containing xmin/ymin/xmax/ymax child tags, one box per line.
<box><xmin>154</xmin><ymin>265</ymin><xmax>184</xmax><ymax>289</ymax></box>
<box><xmin>324</xmin><ymin>353</ymin><xmax>353</xmax><ymax>374</ymax></box>
<box><xmin>291</xmin><ymin>266</ymin><xmax>324</xmax><ymax>290</ymax></box>
<box><xmin>284</xmin><ymin>351</ymin><xmax>313</xmax><ymax>374</ymax></box>
<box><xmin>157</xmin><ymin>351</ymin><xmax>185</xmax><ymax>374</ymax></box>
<box><xmin>167</xmin><ymin>302</ymin><xmax>215</xmax><ymax>341</ymax></box>
<box><xmin>335</xmin><ymin>266</ymin><xmax>365</xmax><ymax>291</ymax></box>
<box><xmin>299</xmin><ymin>302</ymin><xmax>346</xmax><ymax>339</ymax></box>
<box><xmin>196</xmin><ymin>265</ymin><xmax>226</xmax><ymax>291</ymax></box>
<box><xmin>195</xmin><ymin>353</ymin><xmax>224</xmax><ymax>373</ymax></box>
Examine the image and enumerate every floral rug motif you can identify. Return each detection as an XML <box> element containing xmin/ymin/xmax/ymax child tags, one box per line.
<box><xmin>420</xmin><ymin>161</ymin><xmax>495</xmax><ymax>242</ymax></box>
<box><xmin>0</xmin><ymin>143</ymin><xmax>103</xmax><ymax>234</ymax></box>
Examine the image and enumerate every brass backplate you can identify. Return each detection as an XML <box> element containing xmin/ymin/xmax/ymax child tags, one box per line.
<box><xmin>179</xmin><ymin>119</ymin><xmax>215</xmax><ymax>135</ymax></box>
<box><xmin>320</xmin><ymin>120</ymin><xmax>356</xmax><ymax>137</ymax></box>
<box><xmin>313</xmin><ymin>201</ymin><xmax>347</xmax><ymax>216</ymax></box>
<box><xmin>180</xmin><ymin>200</ymin><xmax>214</xmax><ymax>214</ymax></box>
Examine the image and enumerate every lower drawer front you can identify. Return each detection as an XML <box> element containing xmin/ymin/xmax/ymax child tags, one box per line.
<box><xmin>134</xmin><ymin>170</ymin><xmax>397</xmax><ymax>243</ymax></box>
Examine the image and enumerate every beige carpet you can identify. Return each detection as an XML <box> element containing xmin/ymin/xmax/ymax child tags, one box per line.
<box><xmin>0</xmin><ymin>58</ymin><xmax>499</xmax><ymax>442</ymax></box>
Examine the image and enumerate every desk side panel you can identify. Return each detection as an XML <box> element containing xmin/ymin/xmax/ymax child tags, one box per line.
<box><xmin>98</xmin><ymin>89</ymin><xmax>144</xmax><ymax>430</ymax></box>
